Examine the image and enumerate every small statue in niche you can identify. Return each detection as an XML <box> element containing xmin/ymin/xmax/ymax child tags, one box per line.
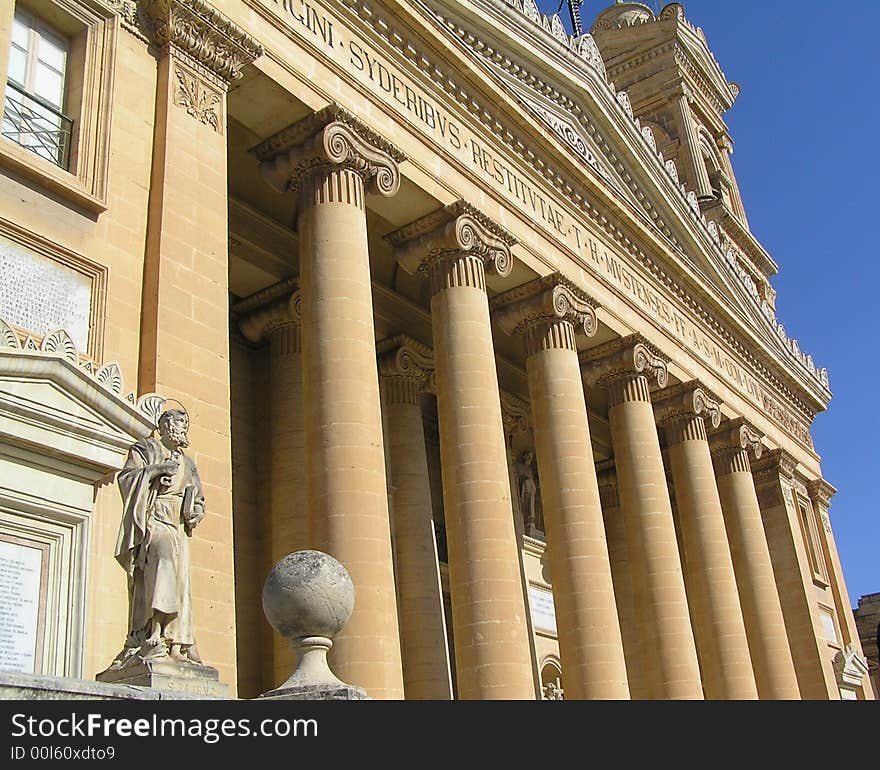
<box><xmin>542</xmin><ymin>680</ymin><xmax>564</xmax><ymax>700</ymax></box>
<box><xmin>515</xmin><ymin>450</ymin><xmax>544</xmax><ymax>537</ymax></box>
<box><xmin>106</xmin><ymin>407</ymin><xmax>206</xmax><ymax>669</ymax></box>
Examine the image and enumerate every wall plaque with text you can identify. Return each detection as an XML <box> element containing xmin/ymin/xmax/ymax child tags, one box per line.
<box><xmin>0</xmin><ymin>235</ymin><xmax>91</xmax><ymax>351</ymax></box>
<box><xmin>0</xmin><ymin>539</ymin><xmax>44</xmax><ymax>673</ymax></box>
<box><xmin>528</xmin><ymin>584</ymin><xmax>557</xmax><ymax>636</ymax></box>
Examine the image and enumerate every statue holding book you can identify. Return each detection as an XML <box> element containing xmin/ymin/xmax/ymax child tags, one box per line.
<box><xmin>106</xmin><ymin>406</ymin><xmax>206</xmax><ymax>669</ymax></box>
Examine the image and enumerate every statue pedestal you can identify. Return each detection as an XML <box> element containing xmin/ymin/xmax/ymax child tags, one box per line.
<box><xmin>96</xmin><ymin>658</ymin><xmax>228</xmax><ymax>698</ymax></box>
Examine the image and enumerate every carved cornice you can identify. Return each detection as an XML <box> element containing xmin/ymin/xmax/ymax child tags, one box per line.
<box><xmin>376</xmin><ymin>334</ymin><xmax>434</xmax><ymax>387</ymax></box>
<box><xmin>491</xmin><ymin>272</ymin><xmax>598</xmax><ymax>344</ymax></box>
<box><xmin>751</xmin><ymin>447</ymin><xmax>799</xmax><ymax>493</ymax></box>
<box><xmin>579</xmin><ymin>333</ymin><xmax>668</xmax><ymax>389</ymax></box>
<box><xmin>106</xmin><ymin>0</ymin><xmax>148</xmax><ymax>41</ymax></box>
<box><xmin>141</xmin><ymin>0</ymin><xmax>263</xmax><ymax>83</ymax></box>
<box><xmin>253</xmin><ymin>104</ymin><xmax>406</xmax><ymax>196</ymax></box>
<box><xmin>708</xmin><ymin>416</ymin><xmax>763</xmax><ymax>459</ymax></box>
<box><xmin>807</xmin><ymin>478</ymin><xmax>837</xmax><ymax>512</ymax></box>
<box><xmin>386</xmin><ymin>200</ymin><xmax>516</xmax><ymax>278</ymax></box>
<box><xmin>653</xmin><ymin>380</ymin><xmax>721</xmax><ymax>429</ymax></box>
<box><xmin>500</xmin><ymin>389</ymin><xmax>531</xmax><ymax>437</ymax></box>
<box><xmin>234</xmin><ymin>280</ymin><xmax>301</xmax><ymax>344</ymax></box>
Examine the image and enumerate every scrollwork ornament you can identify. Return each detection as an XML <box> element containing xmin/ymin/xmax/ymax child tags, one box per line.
<box><xmin>692</xmin><ymin>388</ymin><xmax>721</xmax><ymax>429</ymax></box>
<box><xmin>737</xmin><ymin>423</ymin><xmax>763</xmax><ymax>459</ymax></box>
<box><xmin>321</xmin><ymin>122</ymin><xmax>401</xmax><ymax>196</ymax></box>
<box><xmin>377</xmin><ymin>335</ymin><xmax>434</xmax><ymax>390</ymax></box>
<box><xmin>632</xmin><ymin>343</ymin><xmax>667</xmax><ymax>387</ymax></box>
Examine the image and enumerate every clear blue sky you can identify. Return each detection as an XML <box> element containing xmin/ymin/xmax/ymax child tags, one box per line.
<box><xmin>535</xmin><ymin>1</ymin><xmax>879</xmax><ymax>606</ymax></box>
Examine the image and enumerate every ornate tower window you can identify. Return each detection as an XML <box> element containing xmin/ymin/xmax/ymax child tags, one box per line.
<box><xmin>3</xmin><ymin>7</ymin><xmax>72</xmax><ymax>169</ymax></box>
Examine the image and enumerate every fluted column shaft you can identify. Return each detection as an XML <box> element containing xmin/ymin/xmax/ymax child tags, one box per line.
<box><xmin>380</xmin><ymin>341</ymin><xmax>453</xmax><ymax>700</ymax></box>
<box><xmin>389</xmin><ymin>202</ymin><xmax>534</xmax><ymax>699</ymax></box>
<box><xmin>297</xmin><ymin>166</ymin><xmax>402</xmax><ymax>698</ymax></box>
<box><xmin>430</xmin><ymin>255</ymin><xmax>533</xmax><ymax>699</ymax></box>
<box><xmin>598</xmin><ymin>470</ymin><xmax>645</xmax><ymax>698</ymax></box>
<box><xmin>266</xmin><ymin>322</ymin><xmax>306</xmax><ymax>686</ymax></box>
<box><xmin>493</xmin><ymin>275</ymin><xmax>628</xmax><ymax>698</ymax></box>
<box><xmin>527</xmin><ymin>321</ymin><xmax>628</xmax><ymax>699</ymax></box>
<box><xmin>609</xmin><ymin>374</ymin><xmax>703</xmax><ymax>699</ymax></box>
<box><xmin>266</xmin><ymin>324</ymin><xmax>306</xmax><ymax>561</ymax></box>
<box><xmin>660</xmin><ymin>393</ymin><xmax>757</xmax><ymax>699</ymax></box>
<box><xmin>712</xmin><ymin>434</ymin><xmax>800</xmax><ymax>699</ymax></box>
<box><xmin>236</xmin><ymin>283</ymin><xmax>305</xmax><ymax>690</ymax></box>
<box><xmin>255</xmin><ymin>106</ymin><xmax>409</xmax><ymax>698</ymax></box>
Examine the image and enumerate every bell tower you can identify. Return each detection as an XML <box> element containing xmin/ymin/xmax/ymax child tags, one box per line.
<box><xmin>591</xmin><ymin>2</ymin><xmax>778</xmax><ymax>308</ymax></box>
<box><xmin>591</xmin><ymin>3</ymin><xmax>746</xmax><ymax>218</ymax></box>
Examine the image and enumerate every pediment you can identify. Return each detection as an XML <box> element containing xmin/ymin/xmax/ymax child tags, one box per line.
<box><xmin>417</xmin><ymin>0</ymin><xmax>829</xmax><ymax>400</ymax></box>
<box><xmin>0</xmin><ymin>346</ymin><xmax>155</xmax><ymax>473</ymax></box>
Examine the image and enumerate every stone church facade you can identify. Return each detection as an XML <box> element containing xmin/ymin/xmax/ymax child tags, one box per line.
<box><xmin>0</xmin><ymin>0</ymin><xmax>871</xmax><ymax>699</ymax></box>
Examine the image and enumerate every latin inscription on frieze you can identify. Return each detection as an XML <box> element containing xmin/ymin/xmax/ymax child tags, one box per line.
<box><xmin>257</xmin><ymin>0</ymin><xmax>814</xmax><ymax>449</ymax></box>
<box><xmin>0</xmin><ymin>235</ymin><xmax>91</xmax><ymax>351</ymax></box>
<box><xmin>0</xmin><ymin>540</ymin><xmax>43</xmax><ymax>674</ymax></box>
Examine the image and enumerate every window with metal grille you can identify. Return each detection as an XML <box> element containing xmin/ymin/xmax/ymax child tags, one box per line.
<box><xmin>3</xmin><ymin>8</ymin><xmax>73</xmax><ymax>170</ymax></box>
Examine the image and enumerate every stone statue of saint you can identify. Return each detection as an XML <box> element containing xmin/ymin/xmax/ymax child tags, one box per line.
<box><xmin>107</xmin><ymin>408</ymin><xmax>206</xmax><ymax>669</ymax></box>
<box><xmin>515</xmin><ymin>450</ymin><xmax>540</xmax><ymax>535</ymax></box>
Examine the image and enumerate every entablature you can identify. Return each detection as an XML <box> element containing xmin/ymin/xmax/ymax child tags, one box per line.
<box><xmin>230</xmin><ymin>0</ymin><xmax>830</xmax><ymax>439</ymax></box>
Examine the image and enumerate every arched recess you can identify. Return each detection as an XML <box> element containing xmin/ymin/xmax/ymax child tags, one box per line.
<box><xmin>540</xmin><ymin>655</ymin><xmax>563</xmax><ymax>700</ymax></box>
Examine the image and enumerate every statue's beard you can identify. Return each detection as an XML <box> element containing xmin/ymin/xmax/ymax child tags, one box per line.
<box><xmin>165</xmin><ymin>427</ymin><xmax>189</xmax><ymax>448</ymax></box>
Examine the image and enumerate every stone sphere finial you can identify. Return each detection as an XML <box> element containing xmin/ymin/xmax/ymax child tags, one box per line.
<box><xmin>261</xmin><ymin>550</ymin><xmax>365</xmax><ymax>698</ymax></box>
<box><xmin>263</xmin><ymin>550</ymin><xmax>354</xmax><ymax>640</ymax></box>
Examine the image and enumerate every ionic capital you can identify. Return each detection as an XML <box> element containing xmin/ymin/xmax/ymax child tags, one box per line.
<box><xmin>491</xmin><ymin>273</ymin><xmax>598</xmax><ymax>355</ymax></box>
<box><xmin>653</xmin><ymin>381</ymin><xmax>722</xmax><ymax>432</ymax></box>
<box><xmin>500</xmin><ymin>390</ymin><xmax>531</xmax><ymax>439</ymax></box>
<box><xmin>579</xmin><ymin>334</ymin><xmax>669</xmax><ymax>392</ymax></box>
<box><xmin>234</xmin><ymin>279</ymin><xmax>301</xmax><ymax>343</ymax></box>
<box><xmin>253</xmin><ymin>104</ymin><xmax>406</xmax><ymax>197</ymax></box>
<box><xmin>709</xmin><ymin>417</ymin><xmax>763</xmax><ymax>458</ymax></box>
<box><xmin>377</xmin><ymin>335</ymin><xmax>434</xmax><ymax>388</ymax></box>
<box><xmin>141</xmin><ymin>0</ymin><xmax>263</xmax><ymax>83</ymax></box>
<box><xmin>386</xmin><ymin>200</ymin><xmax>516</xmax><ymax>291</ymax></box>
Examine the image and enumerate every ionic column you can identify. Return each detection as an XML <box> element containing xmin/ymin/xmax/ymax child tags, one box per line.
<box><xmin>236</xmin><ymin>280</ymin><xmax>305</xmax><ymax>688</ymax></box>
<box><xmin>378</xmin><ymin>336</ymin><xmax>453</xmax><ymax>700</ymax></box>
<box><xmin>655</xmin><ymin>385</ymin><xmax>757</xmax><ymax>699</ymax></box>
<box><xmin>710</xmin><ymin>425</ymin><xmax>801</xmax><ymax>699</ymax></box>
<box><xmin>597</xmin><ymin>465</ymin><xmax>645</xmax><ymax>698</ymax></box>
<box><xmin>581</xmin><ymin>336</ymin><xmax>703</xmax><ymax>699</ymax></box>
<box><xmin>750</xmin><ymin>448</ymin><xmax>835</xmax><ymax>698</ymax></box>
<box><xmin>387</xmin><ymin>201</ymin><xmax>534</xmax><ymax>699</ymax></box>
<box><xmin>493</xmin><ymin>275</ymin><xmax>628</xmax><ymax>699</ymax></box>
<box><xmin>254</xmin><ymin>105</ymin><xmax>405</xmax><ymax>699</ymax></box>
